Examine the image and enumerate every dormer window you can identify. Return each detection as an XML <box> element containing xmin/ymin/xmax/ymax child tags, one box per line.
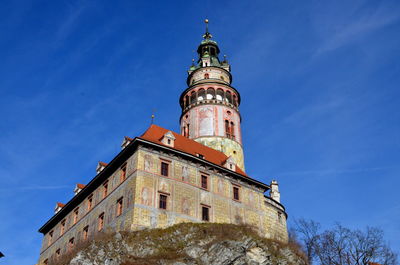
<box><xmin>197</xmin><ymin>154</ymin><xmax>204</xmax><ymax>159</ymax></box>
<box><xmin>223</xmin><ymin>156</ymin><xmax>236</xmax><ymax>172</ymax></box>
<box><xmin>161</xmin><ymin>131</ymin><xmax>175</xmax><ymax>147</ymax></box>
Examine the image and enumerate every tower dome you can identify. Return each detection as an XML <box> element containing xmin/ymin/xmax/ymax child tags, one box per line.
<box><xmin>179</xmin><ymin>20</ymin><xmax>245</xmax><ymax>170</ymax></box>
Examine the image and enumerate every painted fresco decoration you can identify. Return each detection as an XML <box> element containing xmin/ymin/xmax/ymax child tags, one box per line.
<box><xmin>159</xmin><ymin>180</ymin><xmax>169</xmax><ymax>193</ymax></box>
<box><xmin>144</xmin><ymin>154</ymin><xmax>153</xmax><ymax>172</ymax></box>
<box><xmin>141</xmin><ymin>187</ymin><xmax>152</xmax><ymax>206</ymax></box>
<box><xmin>198</xmin><ymin>106</ymin><xmax>214</xmax><ymax>136</ymax></box>
<box><xmin>182</xmin><ymin>166</ymin><xmax>189</xmax><ymax>182</ymax></box>
<box><xmin>181</xmin><ymin>198</ymin><xmax>190</xmax><ymax>215</ymax></box>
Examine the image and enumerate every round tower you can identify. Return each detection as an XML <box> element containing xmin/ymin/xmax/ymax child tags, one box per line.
<box><xmin>179</xmin><ymin>20</ymin><xmax>245</xmax><ymax>170</ymax></box>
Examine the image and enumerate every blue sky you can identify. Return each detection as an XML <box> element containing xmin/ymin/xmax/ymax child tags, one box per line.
<box><xmin>0</xmin><ymin>0</ymin><xmax>399</xmax><ymax>264</ymax></box>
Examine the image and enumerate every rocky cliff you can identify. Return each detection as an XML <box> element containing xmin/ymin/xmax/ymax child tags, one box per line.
<box><xmin>54</xmin><ymin>223</ymin><xmax>307</xmax><ymax>265</ymax></box>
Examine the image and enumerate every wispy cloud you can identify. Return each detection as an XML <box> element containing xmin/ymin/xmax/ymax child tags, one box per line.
<box><xmin>0</xmin><ymin>185</ymin><xmax>71</xmax><ymax>192</ymax></box>
<box><xmin>315</xmin><ymin>5</ymin><xmax>400</xmax><ymax>54</ymax></box>
<box><xmin>277</xmin><ymin>166</ymin><xmax>397</xmax><ymax>177</ymax></box>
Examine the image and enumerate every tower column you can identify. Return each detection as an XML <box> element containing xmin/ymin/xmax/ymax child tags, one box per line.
<box><xmin>179</xmin><ymin>20</ymin><xmax>245</xmax><ymax>171</ymax></box>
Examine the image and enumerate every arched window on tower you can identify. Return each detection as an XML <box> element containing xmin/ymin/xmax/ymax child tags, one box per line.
<box><xmin>232</xmin><ymin>95</ymin><xmax>237</xmax><ymax>107</ymax></box>
<box><xmin>226</xmin><ymin>91</ymin><xmax>232</xmax><ymax>104</ymax></box>
<box><xmin>204</xmin><ymin>73</ymin><xmax>209</xmax><ymax>79</ymax></box>
<box><xmin>210</xmin><ymin>47</ymin><xmax>216</xmax><ymax>56</ymax></box>
<box><xmin>198</xmin><ymin>88</ymin><xmax>205</xmax><ymax>102</ymax></box>
<box><xmin>230</xmin><ymin>122</ymin><xmax>235</xmax><ymax>140</ymax></box>
<box><xmin>225</xmin><ymin>120</ymin><xmax>231</xmax><ymax>139</ymax></box>
<box><xmin>206</xmin><ymin>88</ymin><xmax>215</xmax><ymax>100</ymax></box>
<box><xmin>185</xmin><ymin>95</ymin><xmax>190</xmax><ymax>108</ymax></box>
<box><xmin>190</xmin><ymin>91</ymin><xmax>196</xmax><ymax>105</ymax></box>
<box><xmin>216</xmin><ymin>89</ymin><xmax>224</xmax><ymax>101</ymax></box>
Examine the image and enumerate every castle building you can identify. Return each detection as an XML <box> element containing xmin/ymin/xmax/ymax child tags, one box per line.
<box><xmin>37</xmin><ymin>21</ymin><xmax>288</xmax><ymax>265</ymax></box>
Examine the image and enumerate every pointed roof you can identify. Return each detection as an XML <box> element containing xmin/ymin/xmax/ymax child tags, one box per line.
<box><xmin>139</xmin><ymin>124</ymin><xmax>247</xmax><ymax>177</ymax></box>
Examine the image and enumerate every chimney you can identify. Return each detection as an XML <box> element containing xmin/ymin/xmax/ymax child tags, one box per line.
<box><xmin>96</xmin><ymin>161</ymin><xmax>108</xmax><ymax>174</ymax></box>
<box><xmin>270</xmin><ymin>180</ymin><xmax>280</xmax><ymax>203</ymax></box>
<box><xmin>54</xmin><ymin>202</ymin><xmax>65</xmax><ymax>214</ymax></box>
<box><xmin>121</xmin><ymin>136</ymin><xmax>133</xmax><ymax>149</ymax></box>
<box><xmin>74</xmin><ymin>183</ymin><xmax>86</xmax><ymax>195</ymax></box>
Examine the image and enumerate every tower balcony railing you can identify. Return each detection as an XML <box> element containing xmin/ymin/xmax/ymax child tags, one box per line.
<box><xmin>191</xmin><ymin>78</ymin><xmax>230</xmax><ymax>86</ymax></box>
<box><xmin>182</xmin><ymin>99</ymin><xmax>238</xmax><ymax>112</ymax></box>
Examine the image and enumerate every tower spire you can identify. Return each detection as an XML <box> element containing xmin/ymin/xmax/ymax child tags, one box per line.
<box><xmin>203</xmin><ymin>19</ymin><xmax>212</xmax><ymax>40</ymax></box>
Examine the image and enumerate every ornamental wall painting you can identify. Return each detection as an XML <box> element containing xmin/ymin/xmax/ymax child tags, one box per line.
<box><xmin>159</xmin><ymin>179</ymin><xmax>170</xmax><ymax>193</ymax></box>
<box><xmin>141</xmin><ymin>187</ymin><xmax>152</xmax><ymax>206</ymax></box>
<box><xmin>126</xmin><ymin>188</ymin><xmax>134</xmax><ymax>208</ymax></box>
<box><xmin>144</xmin><ymin>154</ymin><xmax>153</xmax><ymax>172</ymax></box>
<box><xmin>181</xmin><ymin>197</ymin><xmax>191</xmax><ymax>216</ymax></box>
<box><xmin>182</xmin><ymin>165</ymin><xmax>189</xmax><ymax>182</ymax></box>
<box><xmin>217</xmin><ymin>178</ymin><xmax>224</xmax><ymax>195</ymax></box>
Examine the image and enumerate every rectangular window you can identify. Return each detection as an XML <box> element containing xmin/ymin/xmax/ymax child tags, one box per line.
<box><xmin>120</xmin><ymin>164</ymin><xmax>127</xmax><ymax>183</ymax></box>
<box><xmin>159</xmin><ymin>194</ymin><xmax>167</xmax><ymax>209</ymax></box>
<box><xmin>98</xmin><ymin>212</ymin><xmax>104</xmax><ymax>231</ymax></box>
<box><xmin>48</xmin><ymin>230</ymin><xmax>53</xmax><ymax>246</ymax></box>
<box><xmin>87</xmin><ymin>194</ymin><xmax>93</xmax><ymax>211</ymax></box>
<box><xmin>116</xmin><ymin>197</ymin><xmax>123</xmax><ymax>216</ymax></box>
<box><xmin>278</xmin><ymin>212</ymin><xmax>282</xmax><ymax>224</ymax></box>
<box><xmin>68</xmin><ymin>237</ymin><xmax>74</xmax><ymax>251</ymax></box>
<box><xmin>233</xmin><ymin>186</ymin><xmax>240</xmax><ymax>201</ymax></box>
<box><xmin>60</xmin><ymin>219</ymin><xmax>66</xmax><ymax>236</ymax></box>
<box><xmin>202</xmin><ymin>206</ymin><xmax>210</xmax><ymax>222</ymax></box>
<box><xmin>73</xmin><ymin>207</ymin><xmax>79</xmax><ymax>224</ymax></box>
<box><xmin>83</xmin><ymin>226</ymin><xmax>89</xmax><ymax>241</ymax></box>
<box><xmin>161</xmin><ymin>162</ymin><xmax>169</xmax><ymax>177</ymax></box>
<box><xmin>201</xmin><ymin>175</ymin><xmax>208</xmax><ymax>189</ymax></box>
<box><xmin>103</xmin><ymin>181</ymin><xmax>108</xmax><ymax>198</ymax></box>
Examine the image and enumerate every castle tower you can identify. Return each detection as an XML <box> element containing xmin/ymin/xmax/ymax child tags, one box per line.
<box><xmin>179</xmin><ymin>20</ymin><xmax>245</xmax><ymax>170</ymax></box>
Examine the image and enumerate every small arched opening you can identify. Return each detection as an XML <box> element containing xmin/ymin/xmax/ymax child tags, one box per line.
<box><xmin>230</xmin><ymin>122</ymin><xmax>235</xmax><ymax>140</ymax></box>
<box><xmin>190</xmin><ymin>91</ymin><xmax>196</xmax><ymax>105</ymax></box>
<box><xmin>185</xmin><ymin>95</ymin><xmax>190</xmax><ymax>108</ymax></box>
<box><xmin>232</xmin><ymin>95</ymin><xmax>238</xmax><ymax>107</ymax></box>
<box><xmin>206</xmin><ymin>88</ymin><xmax>215</xmax><ymax>100</ymax></box>
<box><xmin>216</xmin><ymin>88</ymin><xmax>224</xmax><ymax>101</ymax></box>
<box><xmin>198</xmin><ymin>88</ymin><xmax>206</xmax><ymax>102</ymax></box>
<box><xmin>226</xmin><ymin>91</ymin><xmax>232</xmax><ymax>104</ymax></box>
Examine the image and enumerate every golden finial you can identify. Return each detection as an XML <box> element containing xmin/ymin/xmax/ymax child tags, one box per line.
<box><xmin>205</xmin><ymin>19</ymin><xmax>209</xmax><ymax>24</ymax></box>
<box><xmin>151</xmin><ymin>109</ymin><xmax>156</xmax><ymax>124</ymax></box>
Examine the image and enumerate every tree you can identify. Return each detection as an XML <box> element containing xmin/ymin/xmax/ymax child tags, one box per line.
<box><xmin>293</xmin><ymin>218</ymin><xmax>398</xmax><ymax>265</ymax></box>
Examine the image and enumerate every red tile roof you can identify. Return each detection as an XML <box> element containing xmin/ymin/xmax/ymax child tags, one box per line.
<box><xmin>369</xmin><ymin>263</ymin><xmax>381</xmax><ymax>265</ymax></box>
<box><xmin>139</xmin><ymin>124</ymin><xmax>248</xmax><ymax>177</ymax></box>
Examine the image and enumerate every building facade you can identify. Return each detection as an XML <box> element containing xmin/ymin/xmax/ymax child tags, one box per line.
<box><xmin>37</xmin><ymin>22</ymin><xmax>288</xmax><ymax>265</ymax></box>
